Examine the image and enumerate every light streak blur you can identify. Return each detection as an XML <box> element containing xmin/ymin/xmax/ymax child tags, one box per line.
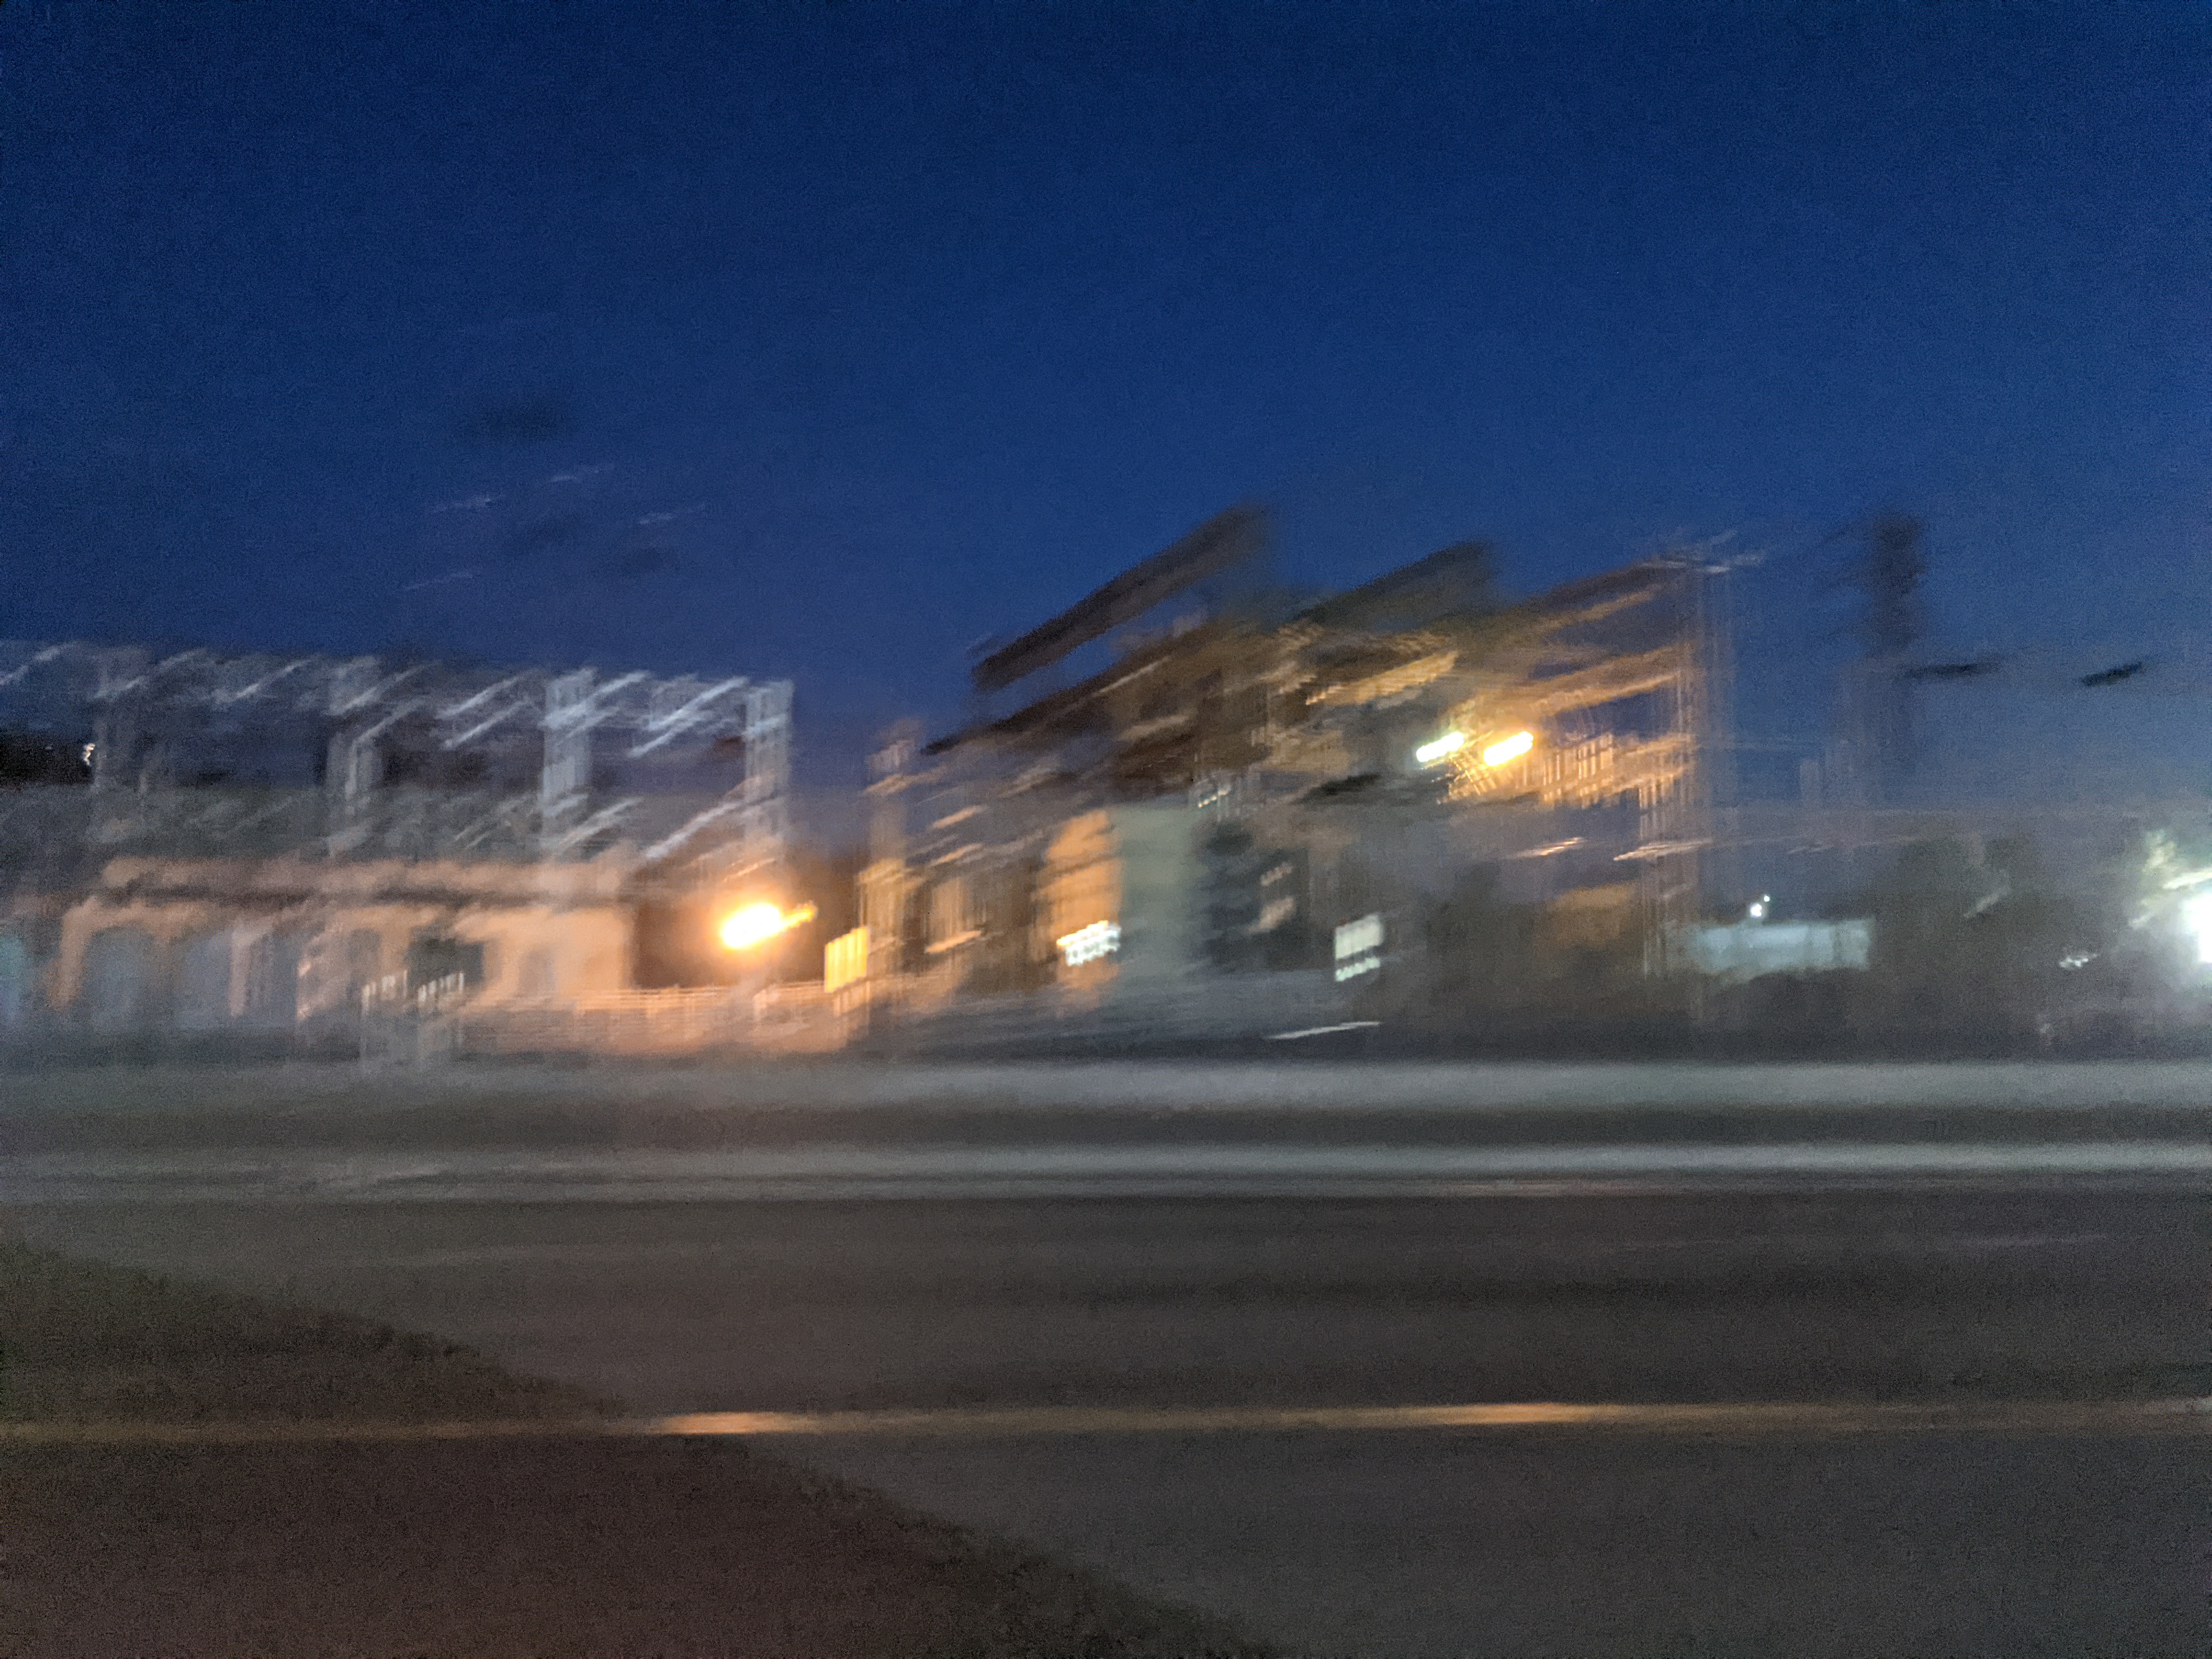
<box><xmin>720</xmin><ymin>900</ymin><xmax>816</xmax><ymax>950</ymax></box>
<box><xmin>1480</xmin><ymin>729</ymin><xmax>1535</xmax><ymax>767</ymax></box>
<box><xmin>2181</xmin><ymin>892</ymin><xmax>2212</xmax><ymax>966</ymax></box>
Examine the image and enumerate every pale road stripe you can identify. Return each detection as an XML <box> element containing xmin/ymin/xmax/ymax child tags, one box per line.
<box><xmin>19</xmin><ymin>1139</ymin><xmax>2212</xmax><ymax>1198</ymax></box>
<box><xmin>1266</xmin><ymin>1021</ymin><xmax>1384</xmax><ymax>1041</ymax></box>
<box><xmin>22</xmin><ymin>1058</ymin><xmax>2212</xmax><ymax>1116</ymax></box>
<box><xmin>6</xmin><ymin>1398</ymin><xmax>2212</xmax><ymax>1447</ymax></box>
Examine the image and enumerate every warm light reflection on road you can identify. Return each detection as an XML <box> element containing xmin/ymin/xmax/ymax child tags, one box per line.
<box><xmin>9</xmin><ymin>1397</ymin><xmax>2211</xmax><ymax>1446</ymax></box>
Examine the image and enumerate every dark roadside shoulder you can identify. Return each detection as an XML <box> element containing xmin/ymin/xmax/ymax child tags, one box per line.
<box><xmin>0</xmin><ymin>1242</ymin><xmax>612</xmax><ymax>1424</ymax></box>
<box><xmin>0</xmin><ymin>1244</ymin><xmax>1282</xmax><ymax>1659</ymax></box>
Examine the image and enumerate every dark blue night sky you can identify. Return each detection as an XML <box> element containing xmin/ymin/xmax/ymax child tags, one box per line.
<box><xmin>4</xmin><ymin>2</ymin><xmax>2205</xmax><ymax>800</ymax></box>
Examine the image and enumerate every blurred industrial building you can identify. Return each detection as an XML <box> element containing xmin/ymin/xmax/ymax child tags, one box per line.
<box><xmin>5</xmin><ymin>511</ymin><xmax>2209</xmax><ymax>1058</ymax></box>
<box><xmin>843</xmin><ymin>512</ymin><xmax>1720</xmax><ymax>1045</ymax></box>
<box><xmin>837</xmin><ymin>511</ymin><xmax>2212</xmax><ymax>1053</ymax></box>
<box><xmin>0</xmin><ymin>641</ymin><xmax>804</xmax><ymax>1054</ymax></box>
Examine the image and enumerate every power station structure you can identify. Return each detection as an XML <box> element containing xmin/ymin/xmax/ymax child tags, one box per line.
<box><xmin>7</xmin><ymin>522</ymin><xmax>2190</xmax><ymax>1057</ymax></box>
<box><xmin>0</xmin><ymin>639</ymin><xmax>792</xmax><ymax>1043</ymax></box>
<box><xmin>848</xmin><ymin>511</ymin><xmax>1729</xmax><ymax>1041</ymax></box>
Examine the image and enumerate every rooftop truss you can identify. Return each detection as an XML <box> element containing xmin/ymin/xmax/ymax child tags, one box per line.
<box><xmin>0</xmin><ymin>643</ymin><xmax>766</xmax><ymax>743</ymax></box>
<box><xmin>0</xmin><ymin>641</ymin><xmax>791</xmax><ymax>877</ymax></box>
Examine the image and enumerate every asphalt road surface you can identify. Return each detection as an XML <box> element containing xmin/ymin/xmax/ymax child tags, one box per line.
<box><xmin>9</xmin><ymin>1062</ymin><xmax>2212</xmax><ymax>1656</ymax></box>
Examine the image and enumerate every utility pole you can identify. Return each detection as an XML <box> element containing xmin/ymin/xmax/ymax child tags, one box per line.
<box><xmin>1852</xmin><ymin>514</ymin><xmax>1926</xmax><ymax>802</ymax></box>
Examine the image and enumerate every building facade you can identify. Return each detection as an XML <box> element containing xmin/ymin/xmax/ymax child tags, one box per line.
<box><xmin>0</xmin><ymin>640</ymin><xmax>791</xmax><ymax>1044</ymax></box>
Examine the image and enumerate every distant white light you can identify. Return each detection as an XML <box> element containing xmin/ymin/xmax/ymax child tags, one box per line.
<box><xmin>1058</xmin><ymin>921</ymin><xmax>1120</xmax><ymax>966</ymax></box>
<box><xmin>1747</xmin><ymin>894</ymin><xmax>1770</xmax><ymax>922</ymax></box>
<box><xmin>1480</xmin><ymin>729</ymin><xmax>1535</xmax><ymax>767</ymax></box>
<box><xmin>2182</xmin><ymin>894</ymin><xmax>2212</xmax><ymax>966</ymax></box>
<box><xmin>1414</xmin><ymin>731</ymin><xmax>1466</xmax><ymax>766</ymax></box>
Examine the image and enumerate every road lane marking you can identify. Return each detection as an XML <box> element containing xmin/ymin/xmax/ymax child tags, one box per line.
<box><xmin>7</xmin><ymin>1397</ymin><xmax>2212</xmax><ymax>1447</ymax></box>
<box><xmin>26</xmin><ymin>1057</ymin><xmax>2212</xmax><ymax>1113</ymax></box>
<box><xmin>16</xmin><ymin>1139</ymin><xmax>2212</xmax><ymax>1205</ymax></box>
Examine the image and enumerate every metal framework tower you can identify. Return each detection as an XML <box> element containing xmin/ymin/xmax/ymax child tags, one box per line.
<box><xmin>0</xmin><ymin>640</ymin><xmax>792</xmax><ymax>879</ymax></box>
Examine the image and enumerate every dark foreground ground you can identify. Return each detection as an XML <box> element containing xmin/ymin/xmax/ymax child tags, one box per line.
<box><xmin>16</xmin><ymin>1188</ymin><xmax>2212</xmax><ymax>1657</ymax></box>
<box><xmin>9</xmin><ymin>1062</ymin><xmax>2212</xmax><ymax>1656</ymax></box>
<box><xmin>0</xmin><ymin>1246</ymin><xmax>1271</xmax><ymax>1659</ymax></box>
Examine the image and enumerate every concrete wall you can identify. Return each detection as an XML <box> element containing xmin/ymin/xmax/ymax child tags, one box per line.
<box><xmin>1035</xmin><ymin>805</ymin><xmax>1203</xmax><ymax>993</ymax></box>
<box><xmin>1686</xmin><ymin>918</ymin><xmax>1874</xmax><ymax>983</ymax></box>
<box><xmin>44</xmin><ymin>857</ymin><xmax>638</xmax><ymax>1032</ymax></box>
<box><xmin>0</xmin><ymin>934</ymin><xmax>31</xmax><ymax>1030</ymax></box>
<box><xmin>1110</xmin><ymin>805</ymin><xmax>1203</xmax><ymax>984</ymax></box>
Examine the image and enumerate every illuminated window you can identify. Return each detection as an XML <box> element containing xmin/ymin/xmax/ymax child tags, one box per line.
<box><xmin>1057</xmin><ymin>921</ymin><xmax>1121</xmax><ymax>966</ymax></box>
